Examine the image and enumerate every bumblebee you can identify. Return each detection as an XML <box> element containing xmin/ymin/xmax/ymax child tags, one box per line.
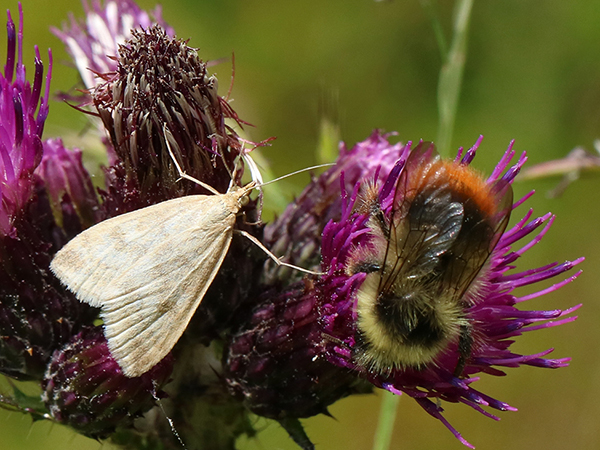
<box><xmin>346</xmin><ymin>142</ymin><xmax>513</xmax><ymax>376</ymax></box>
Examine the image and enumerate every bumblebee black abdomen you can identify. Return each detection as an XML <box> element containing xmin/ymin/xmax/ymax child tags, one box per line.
<box><xmin>375</xmin><ymin>292</ymin><xmax>445</xmax><ymax>347</ymax></box>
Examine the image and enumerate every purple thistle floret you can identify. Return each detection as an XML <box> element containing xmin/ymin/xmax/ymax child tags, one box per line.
<box><xmin>317</xmin><ymin>136</ymin><xmax>582</xmax><ymax>448</ymax></box>
<box><xmin>263</xmin><ymin>131</ymin><xmax>402</xmax><ymax>285</ymax></box>
<box><xmin>0</xmin><ymin>6</ymin><xmax>50</xmax><ymax>236</ymax></box>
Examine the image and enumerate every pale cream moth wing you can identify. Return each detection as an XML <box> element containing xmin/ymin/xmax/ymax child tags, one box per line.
<box><xmin>51</xmin><ymin>191</ymin><xmax>243</xmax><ymax>377</ymax></box>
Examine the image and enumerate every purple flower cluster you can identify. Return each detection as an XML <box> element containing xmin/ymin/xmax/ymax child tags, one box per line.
<box><xmin>225</xmin><ymin>134</ymin><xmax>582</xmax><ymax>448</ymax></box>
<box><xmin>0</xmin><ymin>5</ymin><xmax>96</xmax><ymax>382</ymax></box>
<box><xmin>0</xmin><ymin>1</ymin><xmax>583</xmax><ymax>450</ymax></box>
<box><xmin>315</xmin><ymin>138</ymin><xmax>581</xmax><ymax>447</ymax></box>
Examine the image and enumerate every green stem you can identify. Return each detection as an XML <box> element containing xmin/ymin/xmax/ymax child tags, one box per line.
<box><xmin>419</xmin><ymin>0</ymin><xmax>448</xmax><ymax>59</ymax></box>
<box><xmin>437</xmin><ymin>0</ymin><xmax>474</xmax><ymax>157</ymax></box>
<box><xmin>372</xmin><ymin>391</ymin><xmax>400</xmax><ymax>450</ymax></box>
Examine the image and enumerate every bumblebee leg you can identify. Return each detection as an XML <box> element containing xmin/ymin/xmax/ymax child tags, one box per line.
<box><xmin>454</xmin><ymin>324</ymin><xmax>472</xmax><ymax>377</ymax></box>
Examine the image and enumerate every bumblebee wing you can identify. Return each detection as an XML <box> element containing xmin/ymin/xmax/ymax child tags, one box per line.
<box><xmin>440</xmin><ymin>177</ymin><xmax>513</xmax><ymax>299</ymax></box>
<box><xmin>51</xmin><ymin>194</ymin><xmax>238</xmax><ymax>376</ymax></box>
<box><xmin>379</xmin><ymin>142</ymin><xmax>459</xmax><ymax>286</ymax></box>
<box><xmin>385</xmin><ymin>141</ymin><xmax>438</xmax><ymax>228</ymax></box>
<box><xmin>381</xmin><ymin>186</ymin><xmax>465</xmax><ymax>292</ymax></box>
<box><xmin>379</xmin><ymin>141</ymin><xmax>513</xmax><ymax>299</ymax></box>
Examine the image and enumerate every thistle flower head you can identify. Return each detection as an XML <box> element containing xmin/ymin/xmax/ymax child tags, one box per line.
<box><xmin>42</xmin><ymin>326</ymin><xmax>173</xmax><ymax>438</ymax></box>
<box><xmin>93</xmin><ymin>25</ymin><xmax>247</xmax><ymax>215</ymax></box>
<box><xmin>226</xmin><ymin>134</ymin><xmax>582</xmax><ymax>449</ymax></box>
<box><xmin>317</xmin><ymin>136</ymin><xmax>582</xmax><ymax>447</ymax></box>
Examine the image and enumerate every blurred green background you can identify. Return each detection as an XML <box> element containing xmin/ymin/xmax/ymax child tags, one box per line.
<box><xmin>1</xmin><ymin>0</ymin><xmax>599</xmax><ymax>449</ymax></box>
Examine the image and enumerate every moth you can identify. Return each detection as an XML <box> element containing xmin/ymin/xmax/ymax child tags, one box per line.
<box><xmin>346</xmin><ymin>142</ymin><xmax>513</xmax><ymax>376</ymax></box>
<box><xmin>51</xmin><ymin>135</ymin><xmax>323</xmax><ymax>377</ymax></box>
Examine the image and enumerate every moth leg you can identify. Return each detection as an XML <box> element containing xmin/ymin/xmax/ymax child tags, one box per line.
<box><xmin>236</xmin><ymin>229</ymin><xmax>324</xmax><ymax>276</ymax></box>
<box><xmin>370</xmin><ymin>198</ymin><xmax>388</xmax><ymax>237</ymax></box>
<box><xmin>163</xmin><ymin>125</ymin><xmax>221</xmax><ymax>195</ymax></box>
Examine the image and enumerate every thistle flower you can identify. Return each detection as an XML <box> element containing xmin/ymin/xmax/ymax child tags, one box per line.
<box><xmin>92</xmin><ymin>25</ymin><xmax>246</xmax><ymax>214</ymax></box>
<box><xmin>52</xmin><ymin>0</ymin><xmax>174</xmax><ymax>92</ymax></box>
<box><xmin>317</xmin><ymin>137</ymin><xmax>582</xmax><ymax>447</ymax></box>
<box><xmin>225</xmin><ymin>134</ymin><xmax>582</xmax><ymax>449</ymax></box>
<box><xmin>0</xmin><ymin>7</ymin><xmax>96</xmax><ymax>381</ymax></box>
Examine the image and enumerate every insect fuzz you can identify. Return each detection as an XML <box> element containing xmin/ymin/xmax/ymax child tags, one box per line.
<box><xmin>346</xmin><ymin>143</ymin><xmax>513</xmax><ymax>376</ymax></box>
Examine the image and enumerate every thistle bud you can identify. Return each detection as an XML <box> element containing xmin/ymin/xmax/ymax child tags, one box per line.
<box><xmin>42</xmin><ymin>326</ymin><xmax>173</xmax><ymax>438</ymax></box>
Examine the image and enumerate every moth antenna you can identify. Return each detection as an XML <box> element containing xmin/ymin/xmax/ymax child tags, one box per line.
<box><xmin>163</xmin><ymin>125</ymin><xmax>221</xmax><ymax>195</ymax></box>
<box><xmin>243</xmin><ymin>161</ymin><xmax>334</xmax><ymax>221</ymax></box>
<box><xmin>151</xmin><ymin>383</ymin><xmax>187</xmax><ymax>450</ymax></box>
<box><xmin>257</xmin><ymin>163</ymin><xmax>335</xmax><ymax>188</ymax></box>
<box><xmin>236</xmin><ymin>229</ymin><xmax>324</xmax><ymax>276</ymax></box>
